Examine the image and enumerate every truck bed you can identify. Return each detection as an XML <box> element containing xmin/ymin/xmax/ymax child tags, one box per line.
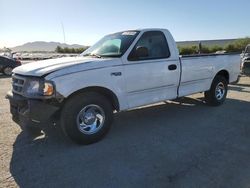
<box><xmin>178</xmin><ymin>53</ymin><xmax>240</xmax><ymax>97</ymax></box>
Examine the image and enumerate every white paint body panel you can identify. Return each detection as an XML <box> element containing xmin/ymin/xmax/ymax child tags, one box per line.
<box><xmin>179</xmin><ymin>54</ymin><xmax>240</xmax><ymax>97</ymax></box>
<box><xmin>13</xmin><ymin>57</ymin><xmax>100</xmax><ymax>76</ymax></box>
<box><xmin>121</xmin><ymin>29</ymin><xmax>181</xmax><ymax>108</ymax></box>
<box><xmin>13</xmin><ymin>29</ymin><xmax>241</xmax><ymax>111</ymax></box>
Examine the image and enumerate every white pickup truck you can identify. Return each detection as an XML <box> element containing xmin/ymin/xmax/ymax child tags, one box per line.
<box><xmin>6</xmin><ymin>28</ymin><xmax>240</xmax><ymax>144</ymax></box>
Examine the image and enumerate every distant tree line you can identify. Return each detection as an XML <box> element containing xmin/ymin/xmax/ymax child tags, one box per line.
<box><xmin>54</xmin><ymin>37</ymin><xmax>250</xmax><ymax>55</ymax></box>
<box><xmin>55</xmin><ymin>46</ymin><xmax>89</xmax><ymax>54</ymax></box>
<box><xmin>178</xmin><ymin>37</ymin><xmax>250</xmax><ymax>55</ymax></box>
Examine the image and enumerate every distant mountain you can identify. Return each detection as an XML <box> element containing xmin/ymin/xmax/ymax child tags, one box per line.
<box><xmin>10</xmin><ymin>38</ymin><xmax>239</xmax><ymax>52</ymax></box>
<box><xmin>11</xmin><ymin>41</ymin><xmax>86</xmax><ymax>52</ymax></box>
<box><xmin>177</xmin><ymin>39</ymin><xmax>237</xmax><ymax>47</ymax></box>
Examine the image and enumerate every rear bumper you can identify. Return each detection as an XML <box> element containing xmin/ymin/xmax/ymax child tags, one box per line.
<box><xmin>6</xmin><ymin>91</ymin><xmax>59</xmax><ymax>128</ymax></box>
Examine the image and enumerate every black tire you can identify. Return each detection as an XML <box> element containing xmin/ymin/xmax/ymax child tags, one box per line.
<box><xmin>204</xmin><ymin>75</ymin><xmax>228</xmax><ymax>106</ymax></box>
<box><xmin>3</xmin><ymin>66</ymin><xmax>13</xmax><ymax>76</ymax></box>
<box><xmin>61</xmin><ymin>92</ymin><xmax>114</xmax><ymax>145</ymax></box>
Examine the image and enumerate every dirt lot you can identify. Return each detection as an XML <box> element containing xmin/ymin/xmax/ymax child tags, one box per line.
<box><xmin>0</xmin><ymin>75</ymin><xmax>250</xmax><ymax>188</ymax></box>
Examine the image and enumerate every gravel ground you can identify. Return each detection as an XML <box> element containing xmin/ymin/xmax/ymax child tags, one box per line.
<box><xmin>0</xmin><ymin>74</ymin><xmax>250</xmax><ymax>188</ymax></box>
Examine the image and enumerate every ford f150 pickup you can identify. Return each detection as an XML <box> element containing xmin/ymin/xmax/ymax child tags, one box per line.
<box><xmin>6</xmin><ymin>29</ymin><xmax>240</xmax><ymax>144</ymax></box>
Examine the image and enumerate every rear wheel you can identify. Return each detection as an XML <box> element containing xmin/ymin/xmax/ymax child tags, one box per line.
<box><xmin>3</xmin><ymin>66</ymin><xmax>13</xmax><ymax>76</ymax></box>
<box><xmin>204</xmin><ymin>75</ymin><xmax>228</xmax><ymax>106</ymax></box>
<box><xmin>61</xmin><ymin>92</ymin><xmax>114</xmax><ymax>144</ymax></box>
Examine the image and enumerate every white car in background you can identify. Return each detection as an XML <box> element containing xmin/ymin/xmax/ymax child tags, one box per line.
<box><xmin>241</xmin><ymin>44</ymin><xmax>250</xmax><ymax>74</ymax></box>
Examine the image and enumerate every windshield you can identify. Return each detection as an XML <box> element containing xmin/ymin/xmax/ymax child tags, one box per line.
<box><xmin>81</xmin><ymin>31</ymin><xmax>139</xmax><ymax>58</ymax></box>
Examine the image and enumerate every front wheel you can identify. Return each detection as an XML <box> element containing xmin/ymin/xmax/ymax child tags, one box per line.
<box><xmin>204</xmin><ymin>75</ymin><xmax>228</xmax><ymax>106</ymax></box>
<box><xmin>61</xmin><ymin>92</ymin><xmax>114</xmax><ymax>145</ymax></box>
<box><xmin>3</xmin><ymin>66</ymin><xmax>13</xmax><ymax>76</ymax></box>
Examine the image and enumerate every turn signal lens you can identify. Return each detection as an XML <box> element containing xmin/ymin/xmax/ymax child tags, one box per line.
<box><xmin>43</xmin><ymin>82</ymin><xmax>54</xmax><ymax>96</ymax></box>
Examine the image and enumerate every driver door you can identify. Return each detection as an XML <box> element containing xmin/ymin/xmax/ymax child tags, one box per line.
<box><xmin>122</xmin><ymin>31</ymin><xmax>180</xmax><ymax>108</ymax></box>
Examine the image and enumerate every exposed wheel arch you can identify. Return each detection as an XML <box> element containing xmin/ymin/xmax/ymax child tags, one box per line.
<box><xmin>65</xmin><ymin>86</ymin><xmax>120</xmax><ymax>111</ymax></box>
<box><xmin>214</xmin><ymin>70</ymin><xmax>229</xmax><ymax>83</ymax></box>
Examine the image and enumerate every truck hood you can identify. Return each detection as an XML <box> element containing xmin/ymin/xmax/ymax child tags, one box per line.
<box><xmin>13</xmin><ymin>56</ymin><xmax>110</xmax><ymax>77</ymax></box>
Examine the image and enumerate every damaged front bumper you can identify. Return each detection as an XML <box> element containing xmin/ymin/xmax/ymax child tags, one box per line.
<box><xmin>6</xmin><ymin>91</ymin><xmax>60</xmax><ymax>128</ymax></box>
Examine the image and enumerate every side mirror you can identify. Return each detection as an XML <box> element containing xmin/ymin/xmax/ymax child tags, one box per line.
<box><xmin>135</xmin><ymin>46</ymin><xmax>149</xmax><ymax>58</ymax></box>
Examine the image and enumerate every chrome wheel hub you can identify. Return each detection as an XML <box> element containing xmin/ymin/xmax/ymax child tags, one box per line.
<box><xmin>76</xmin><ymin>104</ymin><xmax>105</xmax><ymax>135</ymax></box>
<box><xmin>83</xmin><ymin>112</ymin><xmax>96</xmax><ymax>125</ymax></box>
<box><xmin>215</xmin><ymin>82</ymin><xmax>225</xmax><ymax>100</ymax></box>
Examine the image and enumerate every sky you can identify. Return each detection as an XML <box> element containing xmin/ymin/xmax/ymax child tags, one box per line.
<box><xmin>0</xmin><ymin>0</ymin><xmax>250</xmax><ymax>48</ymax></box>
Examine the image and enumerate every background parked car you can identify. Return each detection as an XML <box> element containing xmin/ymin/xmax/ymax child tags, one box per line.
<box><xmin>0</xmin><ymin>56</ymin><xmax>21</xmax><ymax>76</ymax></box>
<box><xmin>241</xmin><ymin>44</ymin><xmax>250</xmax><ymax>75</ymax></box>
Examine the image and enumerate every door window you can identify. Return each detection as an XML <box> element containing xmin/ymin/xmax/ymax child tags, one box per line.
<box><xmin>128</xmin><ymin>31</ymin><xmax>170</xmax><ymax>61</ymax></box>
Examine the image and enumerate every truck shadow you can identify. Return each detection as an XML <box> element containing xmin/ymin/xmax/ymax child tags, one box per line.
<box><xmin>234</xmin><ymin>83</ymin><xmax>250</xmax><ymax>87</ymax></box>
<box><xmin>229</xmin><ymin>78</ymin><xmax>250</xmax><ymax>93</ymax></box>
<box><xmin>228</xmin><ymin>85</ymin><xmax>250</xmax><ymax>93</ymax></box>
<box><xmin>228</xmin><ymin>76</ymin><xmax>250</xmax><ymax>93</ymax></box>
<box><xmin>9</xmin><ymin>97</ymin><xmax>250</xmax><ymax>188</ymax></box>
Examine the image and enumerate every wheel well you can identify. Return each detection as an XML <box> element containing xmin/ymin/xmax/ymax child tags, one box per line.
<box><xmin>67</xmin><ymin>86</ymin><xmax>120</xmax><ymax>111</ymax></box>
<box><xmin>216</xmin><ymin>70</ymin><xmax>229</xmax><ymax>83</ymax></box>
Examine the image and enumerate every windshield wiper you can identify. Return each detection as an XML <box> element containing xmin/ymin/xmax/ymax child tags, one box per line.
<box><xmin>83</xmin><ymin>53</ymin><xmax>102</xmax><ymax>58</ymax></box>
<box><xmin>101</xmin><ymin>54</ymin><xmax>121</xmax><ymax>58</ymax></box>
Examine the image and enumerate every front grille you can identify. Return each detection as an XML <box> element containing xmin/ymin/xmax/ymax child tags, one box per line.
<box><xmin>12</xmin><ymin>75</ymin><xmax>26</xmax><ymax>95</ymax></box>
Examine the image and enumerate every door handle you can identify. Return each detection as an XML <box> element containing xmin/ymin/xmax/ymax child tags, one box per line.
<box><xmin>111</xmin><ymin>72</ymin><xmax>122</xmax><ymax>76</ymax></box>
<box><xmin>168</xmin><ymin>64</ymin><xmax>177</xmax><ymax>71</ymax></box>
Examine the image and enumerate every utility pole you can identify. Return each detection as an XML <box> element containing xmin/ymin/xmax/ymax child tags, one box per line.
<box><xmin>61</xmin><ymin>22</ymin><xmax>66</xmax><ymax>44</ymax></box>
<box><xmin>198</xmin><ymin>41</ymin><xmax>202</xmax><ymax>54</ymax></box>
